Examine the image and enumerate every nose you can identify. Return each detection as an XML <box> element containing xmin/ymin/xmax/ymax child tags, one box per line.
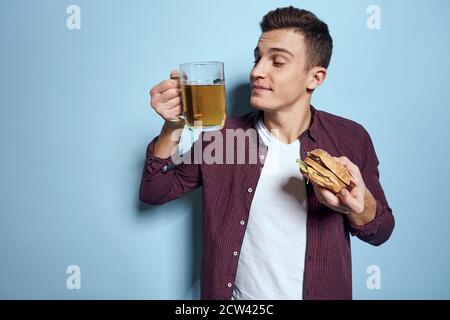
<box><xmin>250</xmin><ymin>60</ymin><xmax>268</xmax><ymax>82</ymax></box>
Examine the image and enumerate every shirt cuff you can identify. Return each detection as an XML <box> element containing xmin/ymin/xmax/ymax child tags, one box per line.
<box><xmin>145</xmin><ymin>136</ymin><xmax>175</xmax><ymax>176</ymax></box>
<box><xmin>347</xmin><ymin>199</ymin><xmax>385</xmax><ymax>239</ymax></box>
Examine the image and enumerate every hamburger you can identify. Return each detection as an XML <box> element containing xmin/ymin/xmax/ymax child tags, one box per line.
<box><xmin>296</xmin><ymin>149</ymin><xmax>353</xmax><ymax>193</ymax></box>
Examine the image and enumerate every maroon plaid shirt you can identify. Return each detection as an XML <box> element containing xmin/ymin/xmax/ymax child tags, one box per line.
<box><xmin>139</xmin><ymin>105</ymin><xmax>395</xmax><ymax>300</ymax></box>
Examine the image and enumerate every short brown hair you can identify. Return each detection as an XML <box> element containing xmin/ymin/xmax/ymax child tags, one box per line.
<box><xmin>260</xmin><ymin>6</ymin><xmax>333</xmax><ymax>70</ymax></box>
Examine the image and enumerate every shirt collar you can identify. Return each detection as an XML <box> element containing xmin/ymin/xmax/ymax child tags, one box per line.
<box><xmin>249</xmin><ymin>104</ymin><xmax>318</xmax><ymax>142</ymax></box>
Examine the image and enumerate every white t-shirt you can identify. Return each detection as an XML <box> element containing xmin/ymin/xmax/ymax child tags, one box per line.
<box><xmin>232</xmin><ymin>117</ymin><xmax>308</xmax><ymax>300</ymax></box>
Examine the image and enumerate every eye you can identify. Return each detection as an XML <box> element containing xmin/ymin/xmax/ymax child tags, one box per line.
<box><xmin>253</xmin><ymin>57</ymin><xmax>260</xmax><ymax>65</ymax></box>
<box><xmin>273</xmin><ymin>59</ymin><xmax>286</xmax><ymax>67</ymax></box>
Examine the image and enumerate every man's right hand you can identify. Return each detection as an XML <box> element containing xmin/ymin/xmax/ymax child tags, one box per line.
<box><xmin>149</xmin><ymin>70</ymin><xmax>183</xmax><ymax>123</ymax></box>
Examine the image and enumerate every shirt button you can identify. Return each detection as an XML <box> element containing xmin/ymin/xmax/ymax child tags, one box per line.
<box><xmin>259</xmin><ymin>154</ymin><xmax>265</xmax><ymax>160</ymax></box>
<box><xmin>233</xmin><ymin>251</ymin><xmax>238</xmax><ymax>256</ymax></box>
<box><xmin>247</xmin><ymin>188</ymin><xmax>253</xmax><ymax>193</ymax></box>
<box><xmin>227</xmin><ymin>283</ymin><xmax>232</xmax><ymax>288</ymax></box>
<box><xmin>240</xmin><ymin>220</ymin><xmax>245</xmax><ymax>225</ymax></box>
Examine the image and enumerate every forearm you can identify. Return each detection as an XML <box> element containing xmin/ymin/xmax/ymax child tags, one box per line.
<box><xmin>153</xmin><ymin>120</ymin><xmax>185</xmax><ymax>159</ymax></box>
<box><xmin>347</xmin><ymin>187</ymin><xmax>377</xmax><ymax>227</ymax></box>
<box><xmin>139</xmin><ymin>121</ymin><xmax>202</xmax><ymax>205</ymax></box>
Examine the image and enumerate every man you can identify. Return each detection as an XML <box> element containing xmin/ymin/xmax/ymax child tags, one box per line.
<box><xmin>140</xmin><ymin>6</ymin><xmax>394</xmax><ymax>300</ymax></box>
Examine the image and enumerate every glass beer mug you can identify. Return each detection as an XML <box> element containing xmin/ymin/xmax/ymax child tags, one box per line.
<box><xmin>173</xmin><ymin>61</ymin><xmax>227</xmax><ymax>131</ymax></box>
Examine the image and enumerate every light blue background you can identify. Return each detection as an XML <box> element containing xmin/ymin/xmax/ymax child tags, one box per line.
<box><xmin>1</xmin><ymin>0</ymin><xmax>449</xmax><ymax>299</ymax></box>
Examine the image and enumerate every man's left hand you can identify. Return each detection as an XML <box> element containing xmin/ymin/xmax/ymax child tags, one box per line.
<box><xmin>310</xmin><ymin>156</ymin><xmax>377</xmax><ymax>226</ymax></box>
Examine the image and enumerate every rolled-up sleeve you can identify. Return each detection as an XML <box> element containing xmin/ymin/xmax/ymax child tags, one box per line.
<box><xmin>347</xmin><ymin>129</ymin><xmax>395</xmax><ymax>246</ymax></box>
<box><xmin>138</xmin><ymin>135</ymin><xmax>202</xmax><ymax>205</ymax></box>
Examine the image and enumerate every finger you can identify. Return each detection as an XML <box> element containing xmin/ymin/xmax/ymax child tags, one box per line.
<box><xmin>157</xmin><ymin>96</ymin><xmax>182</xmax><ymax>111</ymax></box>
<box><xmin>348</xmin><ymin>166</ymin><xmax>365</xmax><ymax>188</ymax></box>
<box><xmin>338</xmin><ymin>189</ymin><xmax>364</xmax><ymax>214</ymax></box>
<box><xmin>349</xmin><ymin>186</ymin><xmax>365</xmax><ymax>205</ymax></box>
<box><xmin>313</xmin><ymin>184</ymin><xmax>352</xmax><ymax>213</ymax></box>
<box><xmin>334</xmin><ymin>197</ymin><xmax>352</xmax><ymax>214</ymax></box>
<box><xmin>152</xmin><ymin>79</ymin><xmax>180</xmax><ymax>96</ymax></box>
<box><xmin>334</xmin><ymin>156</ymin><xmax>358</xmax><ymax>172</ymax></box>
<box><xmin>158</xmin><ymin>88</ymin><xmax>181</xmax><ymax>104</ymax></box>
<box><xmin>348</xmin><ymin>171</ymin><xmax>365</xmax><ymax>189</ymax></box>
<box><xmin>170</xmin><ymin>69</ymin><xmax>180</xmax><ymax>80</ymax></box>
<box><xmin>332</xmin><ymin>156</ymin><xmax>348</xmax><ymax>166</ymax></box>
<box><xmin>312</xmin><ymin>183</ymin><xmax>340</xmax><ymax>208</ymax></box>
<box><xmin>334</xmin><ymin>156</ymin><xmax>364</xmax><ymax>186</ymax></box>
<box><xmin>319</xmin><ymin>187</ymin><xmax>341</xmax><ymax>207</ymax></box>
<box><xmin>161</xmin><ymin>104</ymin><xmax>183</xmax><ymax>121</ymax></box>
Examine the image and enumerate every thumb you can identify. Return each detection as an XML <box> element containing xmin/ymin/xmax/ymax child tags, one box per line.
<box><xmin>170</xmin><ymin>69</ymin><xmax>180</xmax><ymax>80</ymax></box>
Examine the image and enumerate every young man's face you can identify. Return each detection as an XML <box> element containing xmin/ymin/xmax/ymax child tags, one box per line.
<box><xmin>250</xmin><ymin>28</ymin><xmax>311</xmax><ymax>111</ymax></box>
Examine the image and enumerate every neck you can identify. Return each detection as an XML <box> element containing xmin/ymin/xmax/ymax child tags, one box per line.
<box><xmin>262</xmin><ymin>96</ymin><xmax>312</xmax><ymax>144</ymax></box>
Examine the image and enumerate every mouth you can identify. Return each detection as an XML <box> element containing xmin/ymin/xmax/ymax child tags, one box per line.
<box><xmin>252</xmin><ymin>84</ymin><xmax>272</xmax><ymax>94</ymax></box>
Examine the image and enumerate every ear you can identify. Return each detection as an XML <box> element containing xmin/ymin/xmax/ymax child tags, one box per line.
<box><xmin>306</xmin><ymin>67</ymin><xmax>327</xmax><ymax>91</ymax></box>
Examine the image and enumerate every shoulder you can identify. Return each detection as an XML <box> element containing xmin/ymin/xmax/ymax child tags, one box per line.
<box><xmin>315</xmin><ymin>109</ymin><xmax>370</xmax><ymax>139</ymax></box>
<box><xmin>316</xmin><ymin>110</ymin><xmax>367</xmax><ymax>134</ymax></box>
<box><xmin>314</xmin><ymin>108</ymin><xmax>376</xmax><ymax>168</ymax></box>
